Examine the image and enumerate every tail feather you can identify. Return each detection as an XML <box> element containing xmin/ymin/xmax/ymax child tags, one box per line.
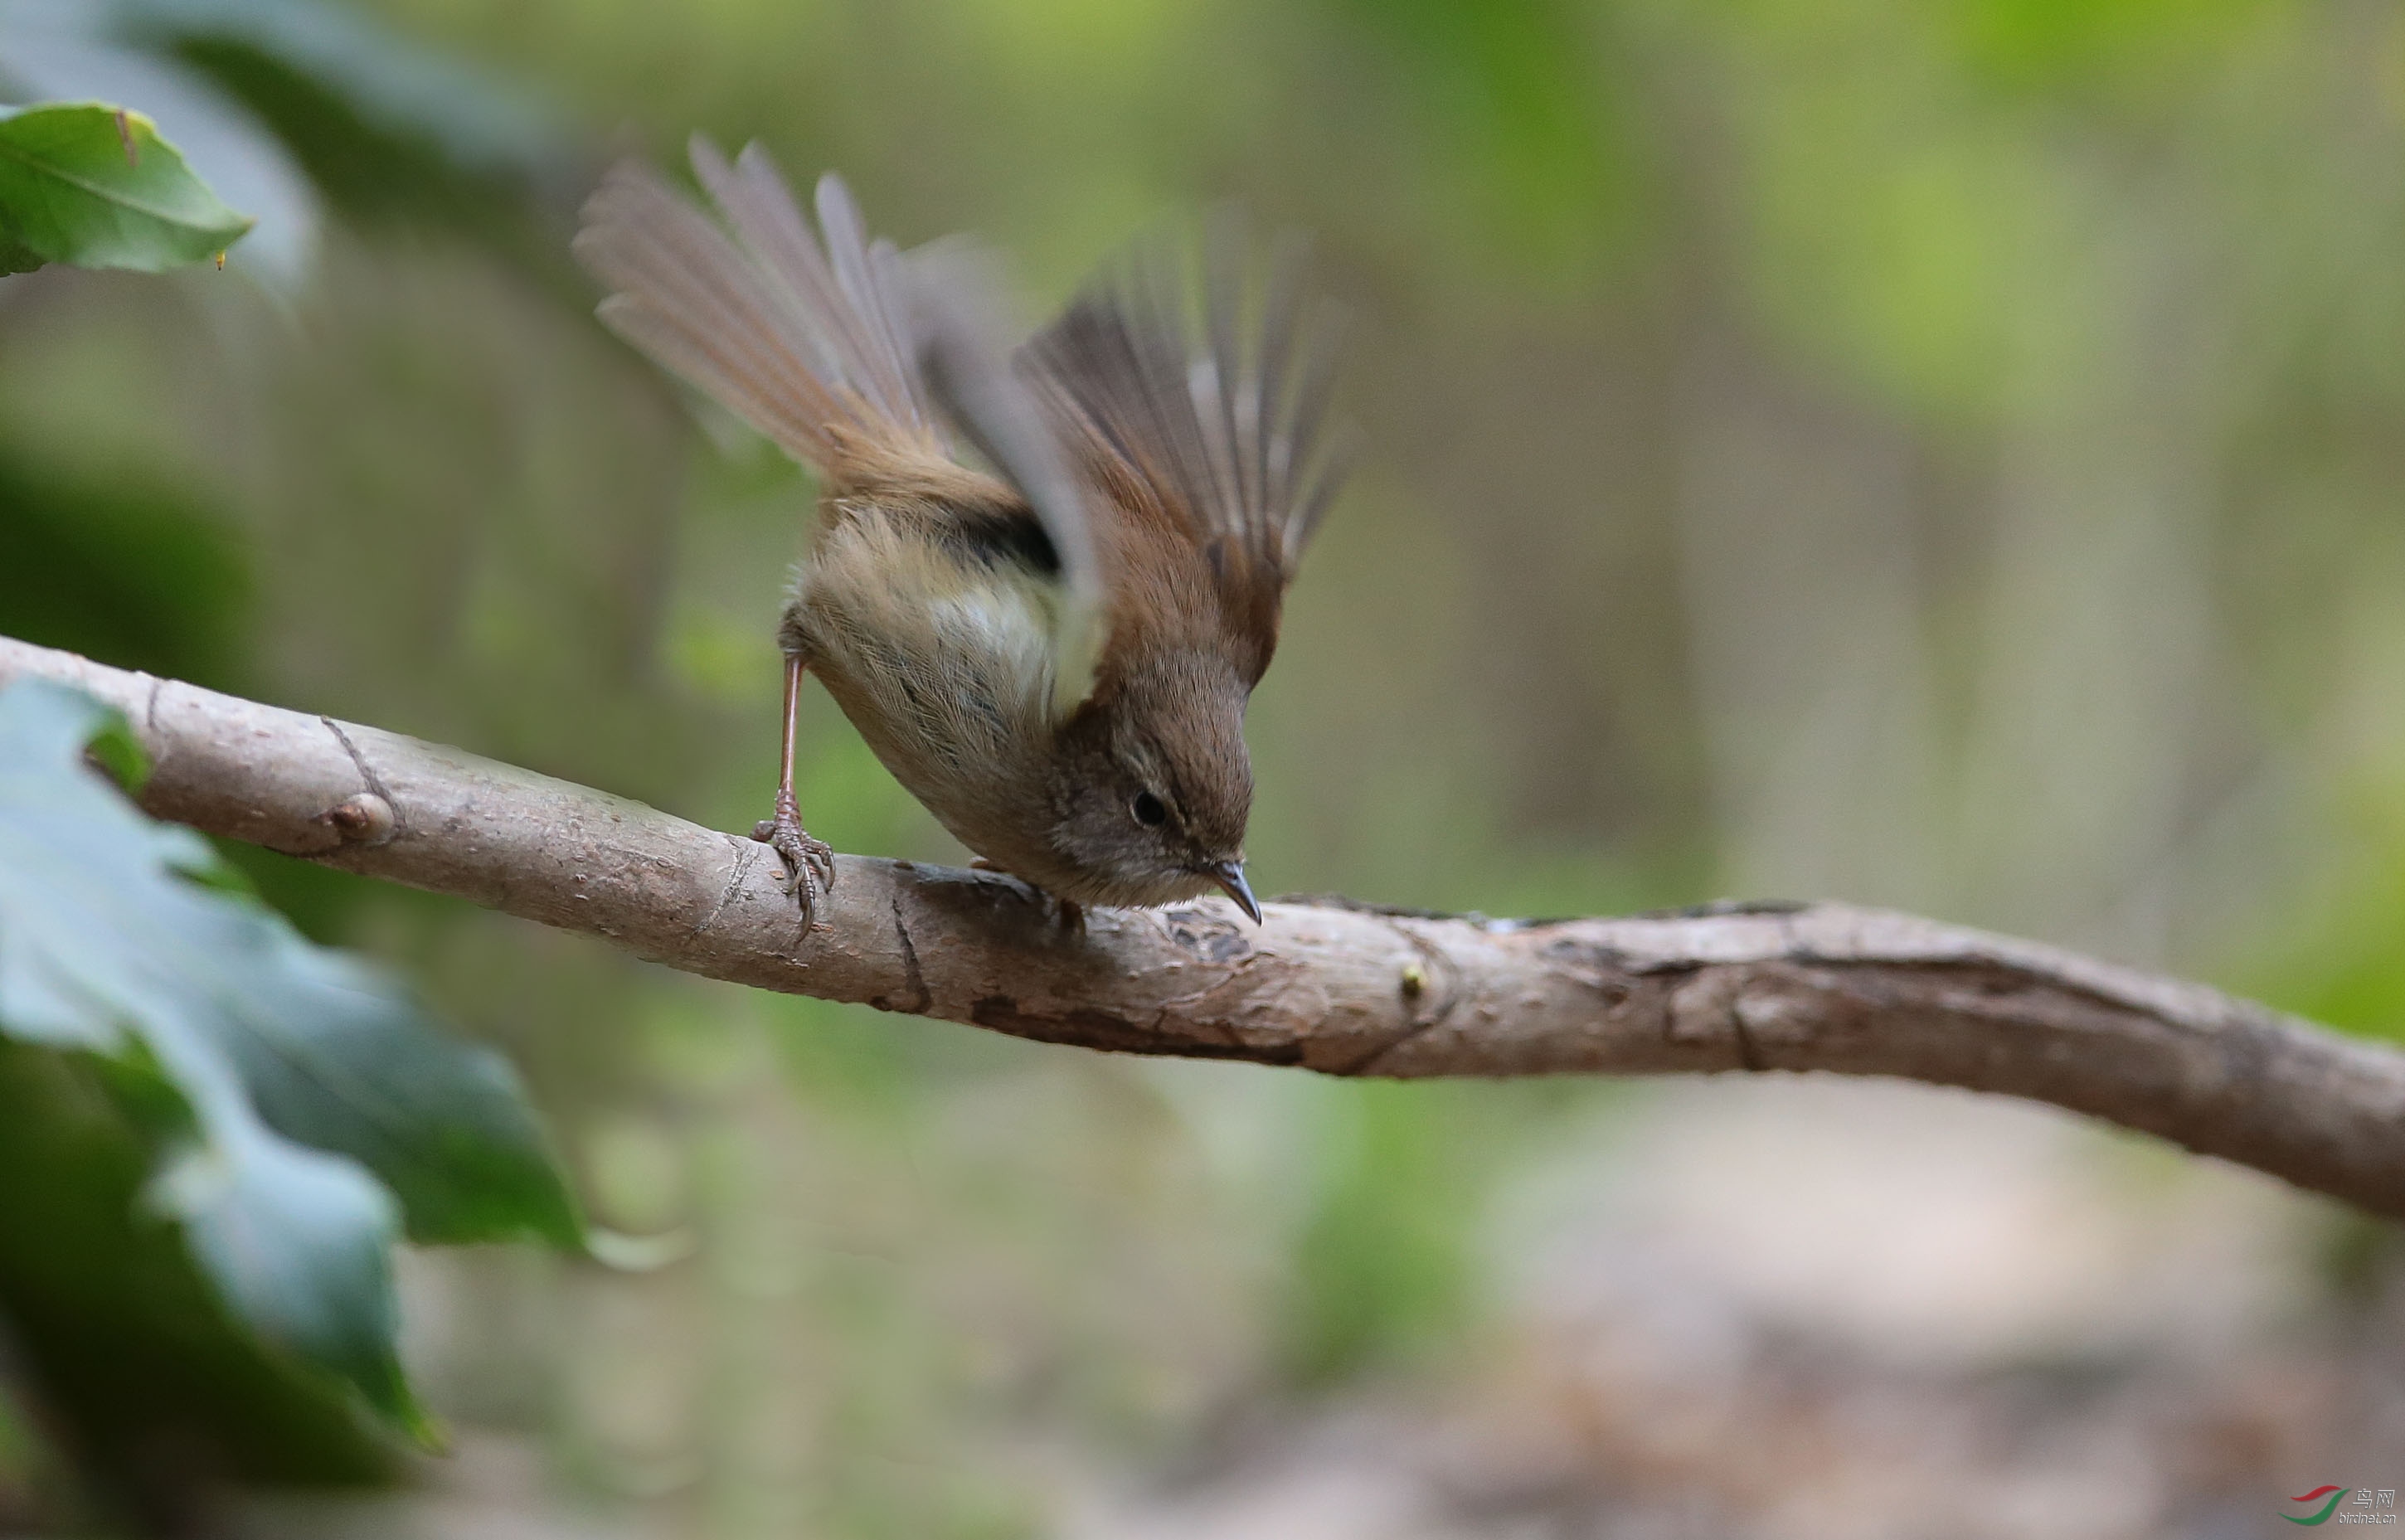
<box><xmin>579</xmin><ymin>162</ymin><xmax>841</xmax><ymax>462</ymax></box>
<box><xmin>810</xmin><ymin>172</ymin><xmax>926</xmax><ymax>430</ymax></box>
<box><xmin>574</xmin><ymin>138</ymin><xmax>938</xmax><ymax>474</ymax></box>
<box><xmin>684</xmin><ymin>143</ymin><xmax>854</xmax><ymax>394</ymax></box>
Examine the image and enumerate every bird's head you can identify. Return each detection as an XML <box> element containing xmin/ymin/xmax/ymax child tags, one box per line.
<box><xmin>1046</xmin><ymin>647</ymin><xmax>1259</xmax><ymax>918</ymax></box>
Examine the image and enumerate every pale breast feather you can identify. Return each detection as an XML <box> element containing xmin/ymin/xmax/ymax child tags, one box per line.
<box><xmin>793</xmin><ymin>509</ymin><xmax>1062</xmax><ymax>785</ymax></box>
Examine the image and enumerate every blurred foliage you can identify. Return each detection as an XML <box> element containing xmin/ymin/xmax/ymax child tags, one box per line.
<box><xmin>2</xmin><ymin>0</ymin><xmax>2404</xmax><ymax>1532</ymax></box>
<box><xmin>1281</xmin><ymin>1080</ymin><xmax>1565</xmax><ymax>1387</ymax></box>
<box><xmin>0</xmin><ymin>450</ymin><xmax>248</xmax><ymax>687</ymax></box>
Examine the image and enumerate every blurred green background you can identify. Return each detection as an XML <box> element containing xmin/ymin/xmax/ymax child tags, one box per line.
<box><xmin>4</xmin><ymin>0</ymin><xmax>2404</xmax><ymax>1533</ymax></box>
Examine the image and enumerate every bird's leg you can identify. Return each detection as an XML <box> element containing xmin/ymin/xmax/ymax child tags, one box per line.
<box><xmin>751</xmin><ymin>653</ymin><xmax>836</xmax><ymax>919</ymax></box>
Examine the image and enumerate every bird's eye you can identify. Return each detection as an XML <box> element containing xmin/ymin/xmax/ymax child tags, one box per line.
<box><xmin>1131</xmin><ymin>790</ymin><xmax>1168</xmax><ymax>828</ymax></box>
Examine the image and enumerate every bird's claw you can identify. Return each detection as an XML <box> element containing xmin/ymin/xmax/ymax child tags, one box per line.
<box><xmin>751</xmin><ymin>789</ymin><xmax>835</xmax><ymax>923</ymax></box>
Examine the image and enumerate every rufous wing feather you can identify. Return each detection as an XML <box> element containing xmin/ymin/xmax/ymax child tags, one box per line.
<box><xmin>1023</xmin><ymin>226</ymin><xmax>1349</xmax><ymax>684</ymax></box>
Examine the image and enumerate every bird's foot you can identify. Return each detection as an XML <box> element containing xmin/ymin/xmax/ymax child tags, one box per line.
<box><xmin>751</xmin><ymin>788</ymin><xmax>836</xmax><ymax>922</ymax></box>
<box><xmin>969</xmin><ymin>859</ymin><xmax>1084</xmax><ymax>934</ymax></box>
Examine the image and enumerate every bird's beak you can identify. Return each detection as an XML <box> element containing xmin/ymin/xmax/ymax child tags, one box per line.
<box><xmin>1207</xmin><ymin>861</ymin><xmax>1262</xmax><ymax>924</ymax></box>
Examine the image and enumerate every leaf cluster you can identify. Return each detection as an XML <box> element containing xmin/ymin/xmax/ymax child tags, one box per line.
<box><xmin>0</xmin><ymin>680</ymin><xmax>578</xmax><ymax>1448</ymax></box>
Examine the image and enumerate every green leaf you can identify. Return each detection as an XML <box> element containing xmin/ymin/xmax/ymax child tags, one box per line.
<box><xmin>0</xmin><ymin>234</ymin><xmax>43</xmax><ymax>274</ymax></box>
<box><xmin>0</xmin><ymin>678</ymin><xmax>580</xmax><ymax>1426</ymax></box>
<box><xmin>200</xmin><ymin>927</ymin><xmax>585</xmax><ymax>1248</ymax></box>
<box><xmin>0</xmin><ymin>101</ymin><xmax>252</xmax><ymax>272</ymax></box>
<box><xmin>78</xmin><ymin>707</ymin><xmax>151</xmax><ymax>795</ymax></box>
<box><xmin>152</xmin><ymin>1120</ymin><xmax>418</xmax><ymax>1433</ymax></box>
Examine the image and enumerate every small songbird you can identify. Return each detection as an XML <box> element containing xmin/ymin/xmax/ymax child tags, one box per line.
<box><xmin>573</xmin><ymin>139</ymin><xmax>1345</xmax><ymax>927</ymax></box>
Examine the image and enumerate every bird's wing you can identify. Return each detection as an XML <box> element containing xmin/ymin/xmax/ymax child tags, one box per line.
<box><xmin>1022</xmin><ymin>224</ymin><xmax>1349</xmax><ymax>683</ymax></box>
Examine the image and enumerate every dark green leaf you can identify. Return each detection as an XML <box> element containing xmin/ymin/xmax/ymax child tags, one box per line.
<box><xmin>151</xmin><ymin>1124</ymin><xmax>419</xmax><ymax>1432</ymax></box>
<box><xmin>201</xmin><ymin>928</ymin><xmax>584</xmax><ymax>1248</ymax></box>
<box><xmin>0</xmin><ymin>1042</ymin><xmax>392</xmax><ymax>1491</ymax></box>
<box><xmin>0</xmin><ymin>101</ymin><xmax>251</xmax><ymax>271</ymax></box>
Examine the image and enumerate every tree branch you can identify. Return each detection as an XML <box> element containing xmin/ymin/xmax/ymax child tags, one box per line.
<box><xmin>6</xmin><ymin>634</ymin><xmax>2402</xmax><ymax>1218</ymax></box>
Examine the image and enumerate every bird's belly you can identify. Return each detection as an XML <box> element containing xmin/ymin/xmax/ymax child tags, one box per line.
<box><xmin>788</xmin><ymin>527</ymin><xmax>1064</xmax><ymax>872</ymax></box>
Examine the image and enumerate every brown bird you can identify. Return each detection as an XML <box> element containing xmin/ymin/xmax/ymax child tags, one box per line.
<box><xmin>573</xmin><ymin>138</ymin><xmax>1345</xmax><ymax>928</ymax></box>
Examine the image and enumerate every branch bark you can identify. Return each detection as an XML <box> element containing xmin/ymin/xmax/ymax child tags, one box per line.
<box><xmin>6</xmin><ymin>634</ymin><xmax>2402</xmax><ymax>1218</ymax></box>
